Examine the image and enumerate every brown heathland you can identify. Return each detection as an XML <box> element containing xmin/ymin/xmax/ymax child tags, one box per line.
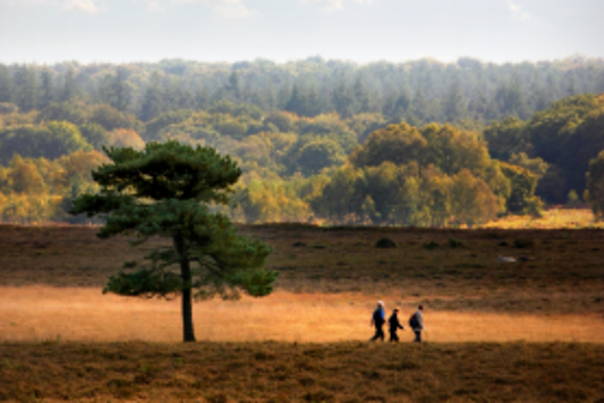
<box><xmin>0</xmin><ymin>223</ymin><xmax>603</xmax><ymax>402</ymax></box>
<box><xmin>1</xmin><ymin>341</ymin><xmax>604</xmax><ymax>402</ymax></box>
<box><xmin>1</xmin><ymin>224</ymin><xmax>602</xmax><ymax>315</ymax></box>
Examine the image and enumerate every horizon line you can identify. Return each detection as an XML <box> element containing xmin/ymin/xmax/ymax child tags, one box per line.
<box><xmin>1</xmin><ymin>54</ymin><xmax>603</xmax><ymax>68</ymax></box>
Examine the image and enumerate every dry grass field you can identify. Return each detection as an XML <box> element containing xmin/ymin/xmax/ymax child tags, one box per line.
<box><xmin>1</xmin><ymin>222</ymin><xmax>603</xmax><ymax>316</ymax></box>
<box><xmin>1</xmin><ymin>287</ymin><xmax>603</xmax><ymax>344</ymax></box>
<box><xmin>0</xmin><ymin>220</ymin><xmax>603</xmax><ymax>401</ymax></box>
<box><xmin>2</xmin><ymin>341</ymin><xmax>604</xmax><ymax>402</ymax></box>
<box><xmin>483</xmin><ymin>207</ymin><xmax>602</xmax><ymax>230</ymax></box>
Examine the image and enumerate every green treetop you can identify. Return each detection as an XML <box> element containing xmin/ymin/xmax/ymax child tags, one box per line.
<box><xmin>70</xmin><ymin>140</ymin><xmax>277</xmax><ymax>342</ymax></box>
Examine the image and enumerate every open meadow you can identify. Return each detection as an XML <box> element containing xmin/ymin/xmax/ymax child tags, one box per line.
<box><xmin>0</xmin><ymin>222</ymin><xmax>603</xmax><ymax>401</ymax></box>
<box><xmin>482</xmin><ymin>207</ymin><xmax>603</xmax><ymax>230</ymax></box>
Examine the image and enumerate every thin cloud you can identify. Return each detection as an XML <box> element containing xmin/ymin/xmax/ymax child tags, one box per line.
<box><xmin>138</xmin><ymin>0</ymin><xmax>165</xmax><ymax>12</ymax></box>
<box><xmin>303</xmin><ymin>0</ymin><xmax>372</xmax><ymax>12</ymax></box>
<box><xmin>1</xmin><ymin>0</ymin><xmax>101</xmax><ymax>13</ymax></box>
<box><xmin>2</xmin><ymin>0</ymin><xmax>258</xmax><ymax>17</ymax></box>
<box><xmin>63</xmin><ymin>0</ymin><xmax>99</xmax><ymax>13</ymax></box>
<box><xmin>174</xmin><ymin>0</ymin><xmax>260</xmax><ymax>18</ymax></box>
<box><xmin>508</xmin><ymin>0</ymin><xmax>530</xmax><ymax>21</ymax></box>
<box><xmin>1</xmin><ymin>0</ymin><xmax>47</xmax><ymax>4</ymax></box>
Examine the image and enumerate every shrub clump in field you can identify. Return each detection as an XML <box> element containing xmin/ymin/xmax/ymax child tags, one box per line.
<box><xmin>376</xmin><ymin>237</ymin><xmax>398</xmax><ymax>249</ymax></box>
<box><xmin>303</xmin><ymin>391</ymin><xmax>335</xmax><ymax>402</ymax></box>
<box><xmin>448</xmin><ymin>237</ymin><xmax>465</xmax><ymax>248</ymax></box>
<box><xmin>253</xmin><ymin>351</ymin><xmax>275</xmax><ymax>361</ymax></box>
<box><xmin>206</xmin><ymin>394</ymin><xmax>228</xmax><ymax>403</ymax></box>
<box><xmin>422</xmin><ymin>240</ymin><xmax>440</xmax><ymax>250</ymax></box>
<box><xmin>514</xmin><ymin>238</ymin><xmax>535</xmax><ymax>248</ymax></box>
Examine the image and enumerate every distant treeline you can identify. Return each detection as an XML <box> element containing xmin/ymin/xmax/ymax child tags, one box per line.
<box><xmin>1</xmin><ymin>56</ymin><xmax>604</xmax><ymax>124</ymax></box>
<box><xmin>0</xmin><ymin>57</ymin><xmax>604</xmax><ymax>225</ymax></box>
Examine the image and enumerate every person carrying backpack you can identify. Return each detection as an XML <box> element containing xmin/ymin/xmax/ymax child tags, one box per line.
<box><xmin>369</xmin><ymin>301</ymin><xmax>386</xmax><ymax>342</ymax></box>
<box><xmin>388</xmin><ymin>308</ymin><xmax>405</xmax><ymax>342</ymax></box>
<box><xmin>409</xmin><ymin>305</ymin><xmax>424</xmax><ymax>342</ymax></box>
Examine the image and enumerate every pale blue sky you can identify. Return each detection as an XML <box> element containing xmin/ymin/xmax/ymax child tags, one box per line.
<box><xmin>0</xmin><ymin>0</ymin><xmax>602</xmax><ymax>64</ymax></box>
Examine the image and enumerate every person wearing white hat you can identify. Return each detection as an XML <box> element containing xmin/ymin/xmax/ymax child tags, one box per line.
<box><xmin>369</xmin><ymin>301</ymin><xmax>386</xmax><ymax>342</ymax></box>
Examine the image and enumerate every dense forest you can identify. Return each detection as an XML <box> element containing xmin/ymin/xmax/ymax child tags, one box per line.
<box><xmin>1</xmin><ymin>57</ymin><xmax>604</xmax><ymax>225</ymax></box>
<box><xmin>2</xmin><ymin>56</ymin><xmax>604</xmax><ymax>123</ymax></box>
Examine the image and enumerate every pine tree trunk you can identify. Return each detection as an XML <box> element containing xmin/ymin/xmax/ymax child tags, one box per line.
<box><xmin>174</xmin><ymin>235</ymin><xmax>196</xmax><ymax>342</ymax></box>
<box><xmin>181</xmin><ymin>283</ymin><xmax>195</xmax><ymax>342</ymax></box>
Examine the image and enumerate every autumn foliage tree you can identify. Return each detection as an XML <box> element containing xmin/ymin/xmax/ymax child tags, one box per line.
<box><xmin>586</xmin><ymin>150</ymin><xmax>604</xmax><ymax>219</ymax></box>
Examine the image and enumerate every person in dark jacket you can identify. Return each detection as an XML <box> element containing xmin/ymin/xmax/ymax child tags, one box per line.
<box><xmin>388</xmin><ymin>308</ymin><xmax>404</xmax><ymax>342</ymax></box>
<box><xmin>369</xmin><ymin>301</ymin><xmax>385</xmax><ymax>342</ymax></box>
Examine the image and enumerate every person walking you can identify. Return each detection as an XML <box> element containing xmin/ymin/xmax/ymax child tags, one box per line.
<box><xmin>370</xmin><ymin>301</ymin><xmax>386</xmax><ymax>342</ymax></box>
<box><xmin>409</xmin><ymin>305</ymin><xmax>424</xmax><ymax>342</ymax></box>
<box><xmin>388</xmin><ymin>308</ymin><xmax>404</xmax><ymax>342</ymax></box>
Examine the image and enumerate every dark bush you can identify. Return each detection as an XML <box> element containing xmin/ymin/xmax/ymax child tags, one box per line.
<box><xmin>514</xmin><ymin>238</ymin><xmax>535</xmax><ymax>248</ymax></box>
<box><xmin>376</xmin><ymin>237</ymin><xmax>398</xmax><ymax>248</ymax></box>
<box><xmin>448</xmin><ymin>237</ymin><xmax>465</xmax><ymax>248</ymax></box>
<box><xmin>422</xmin><ymin>240</ymin><xmax>440</xmax><ymax>250</ymax></box>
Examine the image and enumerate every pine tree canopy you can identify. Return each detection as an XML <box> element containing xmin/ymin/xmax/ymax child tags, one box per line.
<box><xmin>70</xmin><ymin>140</ymin><xmax>277</xmax><ymax>342</ymax></box>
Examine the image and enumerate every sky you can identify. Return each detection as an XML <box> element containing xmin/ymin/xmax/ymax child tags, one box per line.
<box><xmin>0</xmin><ymin>0</ymin><xmax>602</xmax><ymax>65</ymax></box>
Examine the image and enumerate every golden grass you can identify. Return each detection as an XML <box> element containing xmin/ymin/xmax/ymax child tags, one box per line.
<box><xmin>1</xmin><ymin>223</ymin><xmax>604</xmax><ymax>401</ymax></box>
<box><xmin>3</xmin><ymin>224</ymin><xmax>604</xmax><ymax>317</ymax></box>
<box><xmin>1</xmin><ymin>287</ymin><xmax>602</xmax><ymax>344</ymax></box>
<box><xmin>483</xmin><ymin>208</ymin><xmax>602</xmax><ymax>229</ymax></box>
<box><xmin>2</xmin><ymin>341</ymin><xmax>604</xmax><ymax>402</ymax></box>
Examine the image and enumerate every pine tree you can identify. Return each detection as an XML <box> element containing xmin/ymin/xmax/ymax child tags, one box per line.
<box><xmin>227</xmin><ymin>71</ymin><xmax>241</xmax><ymax>100</ymax></box>
<box><xmin>394</xmin><ymin>87</ymin><xmax>411</xmax><ymax>117</ymax></box>
<box><xmin>277</xmin><ymin>81</ymin><xmax>292</xmax><ymax>110</ymax></box>
<box><xmin>353</xmin><ymin>75</ymin><xmax>372</xmax><ymax>113</ymax></box>
<box><xmin>39</xmin><ymin>69</ymin><xmax>55</xmax><ymax>109</ymax></box>
<box><xmin>442</xmin><ymin>80</ymin><xmax>466</xmax><ymax>122</ymax></box>
<box><xmin>383</xmin><ymin>86</ymin><xmax>411</xmax><ymax>120</ymax></box>
<box><xmin>69</xmin><ymin>141</ymin><xmax>277</xmax><ymax>342</ymax></box>
<box><xmin>0</xmin><ymin>64</ymin><xmax>13</xmax><ymax>103</ymax></box>
<box><xmin>61</xmin><ymin>69</ymin><xmax>80</xmax><ymax>102</ymax></box>
<box><xmin>195</xmin><ymin>87</ymin><xmax>211</xmax><ymax>110</ymax></box>
<box><xmin>13</xmin><ymin>65</ymin><xmax>38</xmax><ymax>112</ymax></box>
<box><xmin>285</xmin><ymin>84</ymin><xmax>305</xmax><ymax>116</ymax></box>
<box><xmin>409</xmin><ymin>86</ymin><xmax>430</xmax><ymax>122</ymax></box>
<box><xmin>305</xmin><ymin>82</ymin><xmax>323</xmax><ymax>117</ymax></box>
<box><xmin>113</xmin><ymin>66</ymin><xmax>131</xmax><ymax>112</ymax></box>
<box><xmin>332</xmin><ymin>75</ymin><xmax>355</xmax><ymax>118</ymax></box>
<box><xmin>140</xmin><ymin>86</ymin><xmax>164</xmax><ymax>122</ymax></box>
